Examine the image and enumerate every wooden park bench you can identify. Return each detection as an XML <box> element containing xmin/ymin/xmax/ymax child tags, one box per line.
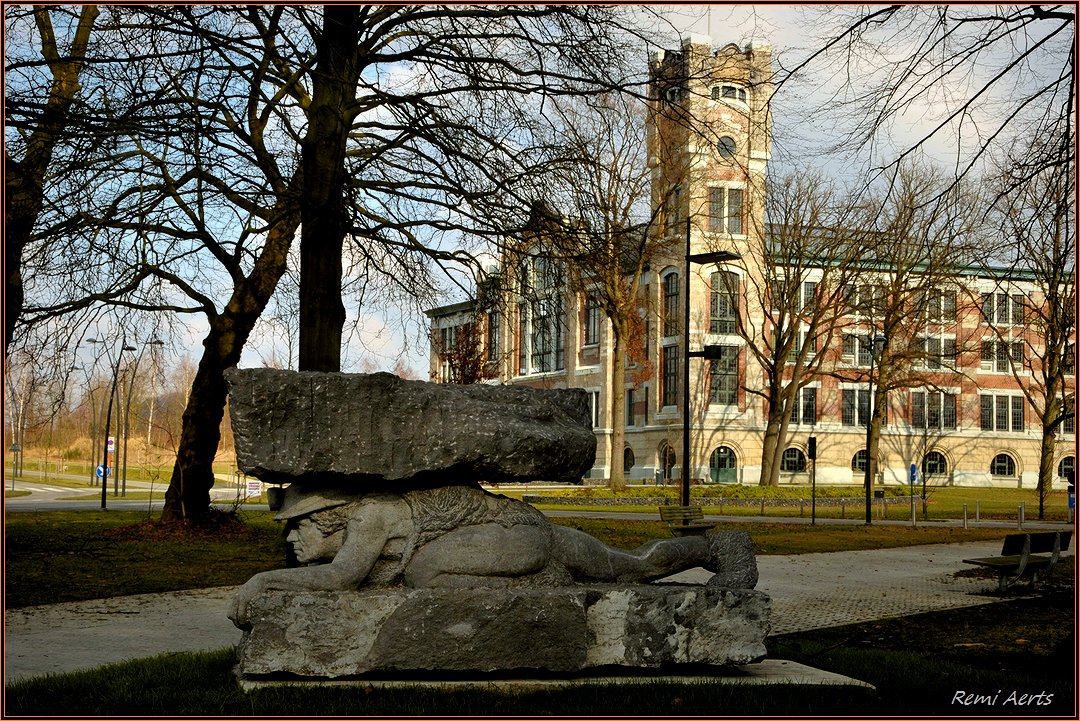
<box><xmin>962</xmin><ymin>531</ymin><xmax>1072</xmax><ymax>592</ymax></box>
<box><xmin>658</xmin><ymin>505</ymin><xmax>715</xmax><ymax>536</ymax></box>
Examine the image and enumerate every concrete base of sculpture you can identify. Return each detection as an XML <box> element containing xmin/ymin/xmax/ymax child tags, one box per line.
<box><xmin>235</xmin><ymin>585</ymin><xmax>770</xmax><ymax>681</ymax></box>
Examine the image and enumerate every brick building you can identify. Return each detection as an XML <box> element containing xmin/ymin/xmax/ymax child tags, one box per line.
<box><xmin>427</xmin><ymin>35</ymin><xmax>1075</xmax><ymax>490</ymax></box>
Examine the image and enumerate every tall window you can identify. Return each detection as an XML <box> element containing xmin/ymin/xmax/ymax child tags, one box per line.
<box><xmin>842</xmin><ymin>388</ymin><xmax>873</xmax><ymax>427</ymax></box>
<box><xmin>583</xmin><ymin>294</ymin><xmax>600</xmax><ymax>346</ymax></box>
<box><xmin>663</xmin><ymin>272</ymin><xmax>680</xmax><ymax>336</ymax></box>
<box><xmin>666</xmin><ymin>184</ymin><xmax>683</xmax><ymax>234</ymax></box>
<box><xmin>708</xmin><ymin>346</ymin><xmax>739</xmax><ymax>406</ymax></box>
<box><xmin>981</xmin><ymin>340</ymin><xmax>1023</xmax><ymax>372</ymax></box>
<box><xmin>911</xmin><ymin>391</ymin><xmax>957</xmax><ymax>430</ymax></box>
<box><xmin>921</xmin><ymin>336</ymin><xmax>956</xmax><ymax>369</ymax></box>
<box><xmin>916</xmin><ymin>288</ymin><xmax>957</xmax><ymax>323</ymax></box>
<box><xmin>1064</xmin><ymin>398</ymin><xmax>1075</xmax><ymax>434</ymax></box>
<box><xmin>981</xmin><ymin>291</ymin><xmax>1026</xmax><ymax>325</ymax></box>
<box><xmin>709</xmin><ymin>271</ymin><xmax>738</xmax><ymax>333</ymax></box>
<box><xmin>625</xmin><ymin>388</ymin><xmax>635</xmax><ymax>427</ymax></box>
<box><xmin>801</xmin><ymin>281</ymin><xmax>818</xmax><ymax>312</ymax></box>
<box><xmin>980</xmin><ymin>394</ymin><xmax>1024</xmax><ymax>432</ymax></box>
<box><xmin>529</xmin><ymin>297</ymin><xmax>564</xmax><ymax>373</ymax></box>
<box><xmin>851</xmin><ymin>450</ymin><xmax>867</xmax><ymax>472</ymax></box>
<box><xmin>708</xmin><ymin>186</ymin><xmax>744</xmax><ymax>234</ymax></box>
<box><xmin>1058</xmin><ymin>456</ymin><xmax>1075</xmax><ymax>480</ymax></box>
<box><xmin>661</xmin><ymin>345</ymin><xmax>679</xmax><ymax>407</ymax></box>
<box><xmin>789</xmin><ymin>387</ymin><xmax>817</xmax><ymax>425</ymax></box>
<box><xmin>624</xmin><ymin>447</ymin><xmax>636</xmax><ymax>472</ymax></box>
<box><xmin>588</xmin><ymin>390</ymin><xmax>601</xmax><ymax>428</ymax></box>
<box><xmin>841</xmin><ymin>335</ymin><xmax>874</xmax><ymax>367</ymax></box>
<box><xmin>486</xmin><ymin>310</ymin><xmax>499</xmax><ymax>361</ymax></box>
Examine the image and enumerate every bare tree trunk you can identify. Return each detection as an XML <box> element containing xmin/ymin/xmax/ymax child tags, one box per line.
<box><xmin>298</xmin><ymin>6</ymin><xmax>360</xmax><ymax>372</ymax></box>
<box><xmin>607</xmin><ymin>320</ymin><xmax>627</xmax><ymax>489</ymax></box>
<box><xmin>161</xmin><ymin>207</ymin><xmax>298</xmax><ymax>523</ymax></box>
<box><xmin>1037</xmin><ymin>424</ymin><xmax>1056</xmax><ymax>520</ymax></box>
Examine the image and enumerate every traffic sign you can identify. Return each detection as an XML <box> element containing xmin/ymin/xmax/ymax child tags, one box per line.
<box><xmin>107</xmin><ymin>436</ymin><xmax>116</xmax><ymax>454</ymax></box>
<box><xmin>95</xmin><ymin>464</ymin><xmax>112</xmax><ymax>478</ymax></box>
<box><xmin>909</xmin><ymin>463</ymin><xmax>917</xmax><ymax>484</ymax></box>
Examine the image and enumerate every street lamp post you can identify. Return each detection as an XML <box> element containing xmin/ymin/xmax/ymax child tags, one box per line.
<box><xmin>120</xmin><ymin>339</ymin><xmax>164</xmax><ymax>496</ymax></box>
<box><xmin>86</xmin><ymin>337</ymin><xmax>136</xmax><ymax>510</ymax></box>
<box><xmin>682</xmin><ymin>218</ymin><xmax>739</xmax><ymax>507</ymax></box>
<box><xmin>864</xmin><ymin>333</ymin><xmax>888</xmax><ymax>525</ymax></box>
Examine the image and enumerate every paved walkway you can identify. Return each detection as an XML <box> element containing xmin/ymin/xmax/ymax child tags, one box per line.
<box><xmin>7</xmin><ymin>539</ymin><xmax>1059</xmax><ymax>683</ymax></box>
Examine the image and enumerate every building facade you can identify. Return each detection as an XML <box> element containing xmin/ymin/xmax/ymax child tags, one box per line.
<box><xmin>427</xmin><ymin>35</ymin><xmax>1076</xmax><ymax>490</ymax></box>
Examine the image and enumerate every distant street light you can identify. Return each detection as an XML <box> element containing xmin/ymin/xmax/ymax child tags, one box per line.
<box><xmin>86</xmin><ymin>337</ymin><xmax>136</xmax><ymax>510</ymax></box>
<box><xmin>864</xmin><ymin>333</ymin><xmax>888</xmax><ymax>525</ymax></box>
<box><xmin>682</xmin><ymin>219</ymin><xmax>739</xmax><ymax>507</ymax></box>
<box><xmin>121</xmin><ymin>339</ymin><xmax>165</xmax><ymax>496</ymax></box>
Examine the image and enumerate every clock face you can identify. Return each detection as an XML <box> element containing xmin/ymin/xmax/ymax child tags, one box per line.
<box><xmin>717</xmin><ymin>136</ymin><xmax>736</xmax><ymax>158</ymax></box>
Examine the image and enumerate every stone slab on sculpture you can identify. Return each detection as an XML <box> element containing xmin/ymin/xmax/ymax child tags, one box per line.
<box><xmin>225</xmin><ymin>368</ymin><xmax>596</xmax><ymax>485</ymax></box>
<box><xmin>237</xmin><ymin>586</ymin><xmax>770</xmax><ymax>679</ymax></box>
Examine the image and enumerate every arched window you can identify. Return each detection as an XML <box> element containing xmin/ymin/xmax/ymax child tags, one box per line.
<box><xmin>711</xmin><ymin>84</ymin><xmax>748</xmax><ymax>104</ymax></box>
<box><xmin>1058</xmin><ymin>456</ymin><xmax>1075</xmax><ymax>481</ymax></box>
<box><xmin>922</xmin><ymin>451</ymin><xmax>948</xmax><ymax>476</ymax></box>
<box><xmin>661</xmin><ymin>444</ymin><xmax>677</xmax><ymax>480</ymax></box>
<box><xmin>709</xmin><ymin>446</ymin><xmax>737</xmax><ymax>483</ymax></box>
<box><xmin>623</xmin><ymin>447</ymin><xmax>636</xmax><ymax>472</ymax></box>
<box><xmin>782</xmin><ymin>448</ymin><xmax>807</xmax><ymax>473</ymax></box>
<box><xmin>990</xmin><ymin>453</ymin><xmax>1016</xmax><ymax>477</ymax></box>
<box><xmin>851</xmin><ymin>450</ymin><xmax>867</xmax><ymax>472</ymax></box>
<box><xmin>716</xmin><ymin>135</ymin><xmax>736</xmax><ymax>158</ymax></box>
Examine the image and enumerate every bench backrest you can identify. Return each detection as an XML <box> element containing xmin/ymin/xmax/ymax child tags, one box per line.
<box><xmin>659</xmin><ymin>506</ymin><xmax>704</xmax><ymax>522</ymax></box>
<box><xmin>1001</xmin><ymin>531</ymin><xmax>1072</xmax><ymax>555</ymax></box>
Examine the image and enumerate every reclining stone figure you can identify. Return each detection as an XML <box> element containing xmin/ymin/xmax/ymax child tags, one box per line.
<box><xmin>229</xmin><ymin>481</ymin><xmax>757</xmax><ymax>627</ymax></box>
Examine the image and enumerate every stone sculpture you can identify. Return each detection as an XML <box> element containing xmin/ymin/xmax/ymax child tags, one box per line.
<box><xmin>225</xmin><ymin>368</ymin><xmax>770</xmax><ymax>681</ymax></box>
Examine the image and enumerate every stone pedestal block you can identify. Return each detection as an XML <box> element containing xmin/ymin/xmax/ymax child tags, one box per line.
<box><xmin>225</xmin><ymin>368</ymin><xmax>596</xmax><ymax>485</ymax></box>
<box><xmin>236</xmin><ymin>585</ymin><xmax>770</xmax><ymax>680</ymax></box>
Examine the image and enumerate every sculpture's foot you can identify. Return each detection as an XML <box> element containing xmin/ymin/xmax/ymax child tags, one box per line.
<box><xmin>704</xmin><ymin>530</ymin><xmax>758</xmax><ymax>589</ymax></box>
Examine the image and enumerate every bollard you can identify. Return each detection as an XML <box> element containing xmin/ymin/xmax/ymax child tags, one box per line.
<box><xmin>800</xmin><ymin>498</ymin><xmax>805</xmax><ymax>518</ymax></box>
<box><xmin>911</xmin><ymin>501</ymin><xmax>917</xmax><ymax>527</ymax></box>
<box><xmin>963</xmin><ymin>503</ymin><xmax>968</xmax><ymax>529</ymax></box>
<box><xmin>841</xmin><ymin>500</ymin><xmax>845</xmax><ymax>519</ymax></box>
<box><xmin>1018</xmin><ymin>502</ymin><xmax>1025</xmax><ymax>529</ymax></box>
<box><xmin>760</xmin><ymin>498</ymin><xmax>766</xmax><ymax>516</ymax></box>
<box><xmin>975</xmin><ymin>500</ymin><xmax>980</xmax><ymax>523</ymax></box>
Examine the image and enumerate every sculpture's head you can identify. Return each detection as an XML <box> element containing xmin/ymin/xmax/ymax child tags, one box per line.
<box><xmin>275</xmin><ymin>484</ymin><xmax>356</xmax><ymax>564</ymax></box>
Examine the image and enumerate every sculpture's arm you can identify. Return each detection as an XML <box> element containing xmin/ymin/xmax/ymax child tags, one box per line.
<box><xmin>228</xmin><ymin>511</ymin><xmax>393</xmax><ymax>627</ymax></box>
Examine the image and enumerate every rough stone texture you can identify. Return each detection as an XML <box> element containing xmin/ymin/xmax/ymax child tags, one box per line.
<box><xmin>236</xmin><ymin>586</ymin><xmax>770</xmax><ymax>679</ymax></box>
<box><xmin>225</xmin><ymin>368</ymin><xmax>596</xmax><ymax>484</ymax></box>
<box><xmin>706</xmin><ymin>530</ymin><xmax>759</xmax><ymax>589</ymax></box>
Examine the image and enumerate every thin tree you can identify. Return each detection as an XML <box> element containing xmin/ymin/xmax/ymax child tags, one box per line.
<box><xmin>528</xmin><ymin>94</ymin><xmax>665</xmax><ymax>488</ymax></box>
<box><xmin>986</xmin><ymin>139</ymin><xmax>1076</xmax><ymax>519</ymax></box>
<box><xmin>733</xmin><ymin>172</ymin><xmax>868</xmax><ymax>486</ymax></box>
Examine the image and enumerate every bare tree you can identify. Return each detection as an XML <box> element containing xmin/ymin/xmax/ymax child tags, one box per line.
<box><xmin>985</xmin><ymin>139</ymin><xmax>1076</xmax><ymax>519</ymax></box>
<box><xmin>787</xmin><ymin>6</ymin><xmax>1074</xmax><ymax>191</ymax></box>
<box><xmin>844</xmin><ymin>164</ymin><xmax>985</xmax><ymax>497</ymax></box>
<box><xmin>733</xmin><ymin>172</ymin><xmax>869</xmax><ymax>486</ymax></box>
<box><xmin>525</xmin><ymin>94</ymin><xmax>666</xmax><ymax>488</ymax></box>
<box><xmin>5</xmin><ymin>5</ymin><xmax>99</xmax><ymax>357</ymax></box>
<box><xmin>9</xmin><ymin>6</ymin><xmax>665</xmax><ymax>522</ymax></box>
